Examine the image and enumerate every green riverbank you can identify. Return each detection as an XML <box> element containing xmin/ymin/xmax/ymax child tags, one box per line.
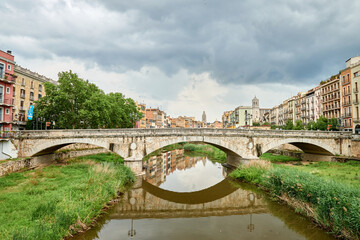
<box><xmin>0</xmin><ymin>153</ymin><xmax>135</xmax><ymax>240</ymax></box>
<box><xmin>229</xmin><ymin>160</ymin><xmax>360</xmax><ymax>240</ymax></box>
<box><xmin>143</xmin><ymin>143</ymin><xmax>227</xmax><ymax>163</ymax></box>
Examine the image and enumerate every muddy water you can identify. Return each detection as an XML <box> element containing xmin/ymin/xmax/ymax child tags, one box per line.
<box><xmin>73</xmin><ymin>149</ymin><xmax>335</xmax><ymax>240</ymax></box>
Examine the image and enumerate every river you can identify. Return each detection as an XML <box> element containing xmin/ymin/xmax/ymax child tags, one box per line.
<box><xmin>73</xmin><ymin>149</ymin><xmax>335</xmax><ymax>240</ymax></box>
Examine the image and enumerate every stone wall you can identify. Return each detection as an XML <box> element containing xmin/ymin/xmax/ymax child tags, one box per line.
<box><xmin>0</xmin><ymin>148</ymin><xmax>109</xmax><ymax>177</ymax></box>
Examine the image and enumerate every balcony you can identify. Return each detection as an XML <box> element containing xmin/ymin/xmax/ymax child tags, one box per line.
<box><xmin>344</xmin><ymin>91</ymin><xmax>352</xmax><ymax>96</ymax></box>
<box><xmin>343</xmin><ymin>101</ymin><xmax>351</xmax><ymax>107</ymax></box>
<box><xmin>354</xmin><ymin>100</ymin><xmax>359</xmax><ymax>105</ymax></box>
<box><xmin>342</xmin><ymin>113</ymin><xmax>352</xmax><ymax>118</ymax></box>
<box><xmin>354</xmin><ymin>88</ymin><xmax>359</xmax><ymax>94</ymax></box>
<box><xmin>20</xmin><ymin>93</ymin><xmax>25</xmax><ymax>99</ymax></box>
<box><xmin>30</xmin><ymin>95</ymin><xmax>34</xmax><ymax>101</ymax></box>
<box><xmin>0</xmin><ymin>72</ymin><xmax>16</xmax><ymax>84</ymax></box>
<box><xmin>354</xmin><ymin>118</ymin><xmax>360</xmax><ymax>123</ymax></box>
<box><xmin>0</xmin><ymin>98</ymin><xmax>14</xmax><ymax>107</ymax></box>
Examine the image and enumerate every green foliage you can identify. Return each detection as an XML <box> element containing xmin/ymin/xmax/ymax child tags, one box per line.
<box><xmin>30</xmin><ymin>71</ymin><xmax>141</xmax><ymax>129</ymax></box>
<box><xmin>283</xmin><ymin>120</ymin><xmax>294</xmax><ymax>130</ymax></box>
<box><xmin>305</xmin><ymin>121</ymin><xmax>316</xmax><ymax>130</ymax></box>
<box><xmin>293</xmin><ymin>120</ymin><xmax>304</xmax><ymax>130</ymax></box>
<box><xmin>229</xmin><ymin>166</ymin><xmax>265</xmax><ymax>184</ymax></box>
<box><xmin>262</xmin><ymin>122</ymin><xmax>270</xmax><ymax>126</ymax></box>
<box><xmin>231</xmin><ymin>163</ymin><xmax>360</xmax><ymax>239</ymax></box>
<box><xmin>0</xmin><ymin>153</ymin><xmax>135</xmax><ymax>240</ymax></box>
<box><xmin>252</xmin><ymin>122</ymin><xmax>260</xmax><ymax>126</ymax></box>
<box><xmin>183</xmin><ymin>143</ymin><xmax>227</xmax><ymax>163</ymax></box>
<box><xmin>260</xmin><ymin>153</ymin><xmax>301</xmax><ymax>163</ymax></box>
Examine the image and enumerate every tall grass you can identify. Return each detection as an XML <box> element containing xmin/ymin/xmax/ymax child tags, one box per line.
<box><xmin>230</xmin><ymin>163</ymin><xmax>360</xmax><ymax>239</ymax></box>
<box><xmin>0</xmin><ymin>153</ymin><xmax>135</xmax><ymax>240</ymax></box>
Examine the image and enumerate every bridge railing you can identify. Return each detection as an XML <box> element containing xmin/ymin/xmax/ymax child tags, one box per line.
<box><xmin>0</xmin><ymin>131</ymin><xmax>20</xmax><ymax>139</ymax></box>
<box><xmin>9</xmin><ymin>128</ymin><xmax>355</xmax><ymax>139</ymax></box>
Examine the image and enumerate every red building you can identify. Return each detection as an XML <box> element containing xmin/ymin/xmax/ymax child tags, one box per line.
<box><xmin>0</xmin><ymin>50</ymin><xmax>15</xmax><ymax>131</ymax></box>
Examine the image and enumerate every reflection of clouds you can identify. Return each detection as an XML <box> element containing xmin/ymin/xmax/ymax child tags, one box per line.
<box><xmin>159</xmin><ymin>158</ymin><xmax>224</xmax><ymax>192</ymax></box>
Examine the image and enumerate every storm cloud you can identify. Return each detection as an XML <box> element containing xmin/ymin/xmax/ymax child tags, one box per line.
<box><xmin>1</xmin><ymin>0</ymin><xmax>360</xmax><ymax>120</ymax></box>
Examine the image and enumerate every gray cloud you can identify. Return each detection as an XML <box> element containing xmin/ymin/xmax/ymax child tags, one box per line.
<box><xmin>1</xmin><ymin>0</ymin><xmax>360</xmax><ymax>87</ymax></box>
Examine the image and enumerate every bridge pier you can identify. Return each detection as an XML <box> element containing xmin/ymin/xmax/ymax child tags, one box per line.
<box><xmin>226</xmin><ymin>153</ymin><xmax>258</xmax><ymax>168</ymax></box>
<box><xmin>124</xmin><ymin>159</ymin><xmax>144</xmax><ymax>176</ymax></box>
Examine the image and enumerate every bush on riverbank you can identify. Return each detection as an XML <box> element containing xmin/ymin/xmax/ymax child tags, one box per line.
<box><xmin>0</xmin><ymin>153</ymin><xmax>135</xmax><ymax>240</ymax></box>
<box><xmin>229</xmin><ymin>163</ymin><xmax>360</xmax><ymax>240</ymax></box>
<box><xmin>183</xmin><ymin>143</ymin><xmax>227</xmax><ymax>163</ymax></box>
<box><xmin>143</xmin><ymin>142</ymin><xmax>226</xmax><ymax>163</ymax></box>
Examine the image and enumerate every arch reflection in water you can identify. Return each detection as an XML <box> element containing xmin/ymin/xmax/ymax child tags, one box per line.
<box><xmin>72</xmin><ymin>150</ymin><xmax>336</xmax><ymax>240</ymax></box>
<box><xmin>144</xmin><ymin>148</ymin><xmax>226</xmax><ymax>192</ymax></box>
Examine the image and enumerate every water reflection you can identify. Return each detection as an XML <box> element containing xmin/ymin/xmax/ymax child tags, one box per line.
<box><xmin>144</xmin><ymin>149</ymin><xmax>226</xmax><ymax>192</ymax></box>
<box><xmin>72</xmin><ymin>149</ymin><xmax>335</xmax><ymax>240</ymax></box>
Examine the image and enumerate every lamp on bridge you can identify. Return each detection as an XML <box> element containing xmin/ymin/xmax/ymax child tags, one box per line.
<box><xmin>128</xmin><ymin>219</ymin><xmax>136</xmax><ymax>238</ymax></box>
<box><xmin>248</xmin><ymin>214</ymin><xmax>255</xmax><ymax>232</ymax></box>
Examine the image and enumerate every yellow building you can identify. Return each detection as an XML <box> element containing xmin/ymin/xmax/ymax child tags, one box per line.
<box><xmin>13</xmin><ymin>65</ymin><xmax>57</xmax><ymax>130</ymax></box>
<box><xmin>136</xmin><ymin>102</ymin><xmax>146</xmax><ymax>128</ymax></box>
<box><xmin>352</xmin><ymin>62</ymin><xmax>360</xmax><ymax>133</ymax></box>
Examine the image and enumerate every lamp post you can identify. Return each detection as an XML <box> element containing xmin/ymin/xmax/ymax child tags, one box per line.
<box><xmin>245</xmin><ymin>112</ymin><xmax>253</xmax><ymax>129</ymax></box>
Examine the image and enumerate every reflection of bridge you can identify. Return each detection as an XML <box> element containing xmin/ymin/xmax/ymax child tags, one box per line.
<box><xmin>12</xmin><ymin>128</ymin><xmax>357</xmax><ymax>174</ymax></box>
<box><xmin>110</xmin><ymin>178</ymin><xmax>267</xmax><ymax>219</ymax></box>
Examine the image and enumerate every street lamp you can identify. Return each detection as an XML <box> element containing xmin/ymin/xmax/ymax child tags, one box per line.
<box><xmin>245</xmin><ymin>112</ymin><xmax>253</xmax><ymax>129</ymax></box>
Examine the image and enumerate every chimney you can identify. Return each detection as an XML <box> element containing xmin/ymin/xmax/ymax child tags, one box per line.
<box><xmin>6</xmin><ymin>50</ymin><xmax>12</xmax><ymax>55</ymax></box>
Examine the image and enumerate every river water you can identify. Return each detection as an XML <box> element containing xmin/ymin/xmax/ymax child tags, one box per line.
<box><xmin>73</xmin><ymin>149</ymin><xmax>335</xmax><ymax>240</ymax></box>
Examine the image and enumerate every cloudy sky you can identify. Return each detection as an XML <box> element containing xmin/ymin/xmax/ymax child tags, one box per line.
<box><xmin>1</xmin><ymin>0</ymin><xmax>360</xmax><ymax>122</ymax></box>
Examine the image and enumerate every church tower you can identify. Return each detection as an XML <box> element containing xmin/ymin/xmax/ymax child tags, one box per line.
<box><xmin>202</xmin><ymin>111</ymin><xmax>207</xmax><ymax>124</ymax></box>
<box><xmin>252</xmin><ymin>96</ymin><xmax>260</xmax><ymax>123</ymax></box>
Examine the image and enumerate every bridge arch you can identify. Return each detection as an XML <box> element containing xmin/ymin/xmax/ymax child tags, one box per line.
<box><xmin>145</xmin><ymin>136</ymin><xmax>248</xmax><ymax>159</ymax></box>
<box><xmin>262</xmin><ymin>137</ymin><xmax>334</xmax><ymax>156</ymax></box>
<box><xmin>142</xmin><ymin>179</ymin><xmax>241</xmax><ymax>204</ymax></box>
<box><xmin>26</xmin><ymin>138</ymin><xmax>120</xmax><ymax>157</ymax></box>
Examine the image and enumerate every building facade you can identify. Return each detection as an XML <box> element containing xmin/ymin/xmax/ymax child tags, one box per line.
<box><xmin>351</xmin><ymin>61</ymin><xmax>360</xmax><ymax>133</ymax></box>
<box><xmin>340</xmin><ymin>68</ymin><xmax>353</xmax><ymax>131</ymax></box>
<box><xmin>12</xmin><ymin>65</ymin><xmax>56</xmax><ymax>130</ymax></box>
<box><xmin>0</xmin><ymin>50</ymin><xmax>15</xmax><ymax>131</ymax></box>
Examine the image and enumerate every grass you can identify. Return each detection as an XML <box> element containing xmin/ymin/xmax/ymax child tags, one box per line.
<box><xmin>229</xmin><ymin>162</ymin><xmax>360</xmax><ymax>240</ymax></box>
<box><xmin>0</xmin><ymin>152</ymin><xmax>135</xmax><ymax>240</ymax></box>
<box><xmin>260</xmin><ymin>152</ymin><xmax>301</xmax><ymax>163</ymax></box>
<box><xmin>143</xmin><ymin>142</ymin><xmax>227</xmax><ymax>163</ymax></box>
<box><xmin>294</xmin><ymin>160</ymin><xmax>360</xmax><ymax>186</ymax></box>
<box><xmin>183</xmin><ymin>143</ymin><xmax>227</xmax><ymax>163</ymax></box>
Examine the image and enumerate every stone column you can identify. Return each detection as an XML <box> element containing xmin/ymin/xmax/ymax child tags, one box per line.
<box><xmin>124</xmin><ymin>159</ymin><xmax>144</xmax><ymax>176</ymax></box>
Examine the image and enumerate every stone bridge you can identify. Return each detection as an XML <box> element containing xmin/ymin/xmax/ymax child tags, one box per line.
<box><xmin>12</xmin><ymin>128</ymin><xmax>357</xmax><ymax>174</ymax></box>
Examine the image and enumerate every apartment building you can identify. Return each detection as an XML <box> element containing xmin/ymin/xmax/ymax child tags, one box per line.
<box><xmin>0</xmin><ymin>50</ymin><xmax>15</xmax><ymax>131</ymax></box>
<box><xmin>222</xmin><ymin>110</ymin><xmax>233</xmax><ymax>128</ymax></box>
<box><xmin>136</xmin><ymin>102</ymin><xmax>146</xmax><ymax>128</ymax></box>
<box><xmin>321</xmin><ymin>77</ymin><xmax>341</xmax><ymax>120</ymax></box>
<box><xmin>145</xmin><ymin>108</ymin><xmax>166</xmax><ymax>128</ymax></box>
<box><xmin>351</xmin><ymin>60</ymin><xmax>360</xmax><ymax>133</ymax></box>
<box><xmin>13</xmin><ymin>65</ymin><xmax>57</xmax><ymax>130</ymax></box>
<box><xmin>340</xmin><ymin>68</ymin><xmax>353</xmax><ymax>131</ymax></box>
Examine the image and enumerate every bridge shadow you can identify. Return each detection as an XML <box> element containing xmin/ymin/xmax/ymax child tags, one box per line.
<box><xmin>142</xmin><ymin>178</ymin><xmax>240</xmax><ymax>205</ymax></box>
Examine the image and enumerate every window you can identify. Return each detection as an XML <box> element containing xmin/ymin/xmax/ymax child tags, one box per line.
<box><xmin>7</xmin><ymin>64</ymin><xmax>11</xmax><ymax>71</ymax></box>
<box><xmin>6</xmin><ymin>87</ymin><xmax>10</xmax><ymax>94</ymax></box>
<box><xmin>5</xmin><ymin>108</ymin><xmax>9</xmax><ymax>114</ymax></box>
<box><xmin>21</xmin><ymin>78</ymin><xmax>25</xmax><ymax>86</ymax></box>
<box><xmin>39</xmin><ymin>84</ymin><xmax>43</xmax><ymax>92</ymax></box>
<box><xmin>38</xmin><ymin>93</ymin><xmax>42</xmax><ymax>99</ymax></box>
<box><xmin>355</xmin><ymin>72</ymin><xmax>359</xmax><ymax>77</ymax></box>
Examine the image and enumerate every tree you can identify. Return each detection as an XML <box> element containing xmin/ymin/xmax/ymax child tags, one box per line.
<box><xmin>314</xmin><ymin>116</ymin><xmax>328</xmax><ymax>131</ymax></box>
<box><xmin>31</xmin><ymin>70</ymin><xmax>142</xmax><ymax>129</ymax></box>
<box><xmin>284</xmin><ymin>120</ymin><xmax>294</xmax><ymax>130</ymax></box>
<box><xmin>252</xmin><ymin>122</ymin><xmax>260</xmax><ymax>126</ymax></box>
<box><xmin>293</xmin><ymin>120</ymin><xmax>304</xmax><ymax>130</ymax></box>
<box><xmin>328</xmin><ymin>118</ymin><xmax>339</xmax><ymax>131</ymax></box>
<box><xmin>306</xmin><ymin>121</ymin><xmax>316</xmax><ymax>130</ymax></box>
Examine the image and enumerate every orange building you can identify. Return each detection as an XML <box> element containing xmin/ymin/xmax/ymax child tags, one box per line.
<box><xmin>0</xmin><ymin>50</ymin><xmax>16</xmax><ymax>131</ymax></box>
<box><xmin>340</xmin><ymin>68</ymin><xmax>353</xmax><ymax>131</ymax></box>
